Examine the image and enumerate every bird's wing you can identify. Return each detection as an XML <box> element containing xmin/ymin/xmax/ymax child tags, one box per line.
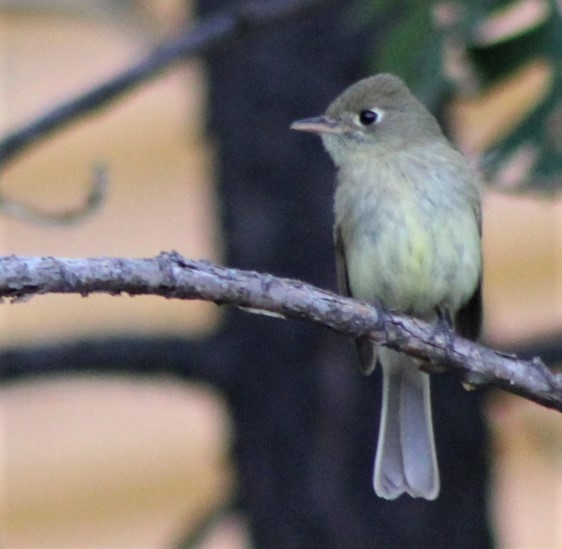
<box><xmin>334</xmin><ymin>224</ymin><xmax>351</xmax><ymax>297</ymax></box>
<box><xmin>454</xmin><ymin>201</ymin><xmax>483</xmax><ymax>341</ymax></box>
<box><xmin>335</xmin><ymin>225</ymin><xmax>377</xmax><ymax>374</ymax></box>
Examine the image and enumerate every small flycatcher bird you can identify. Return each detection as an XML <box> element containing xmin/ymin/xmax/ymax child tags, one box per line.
<box><xmin>291</xmin><ymin>74</ymin><xmax>482</xmax><ymax>500</ymax></box>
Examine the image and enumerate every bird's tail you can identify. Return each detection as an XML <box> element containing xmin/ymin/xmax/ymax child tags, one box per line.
<box><xmin>373</xmin><ymin>347</ymin><xmax>440</xmax><ymax>500</ymax></box>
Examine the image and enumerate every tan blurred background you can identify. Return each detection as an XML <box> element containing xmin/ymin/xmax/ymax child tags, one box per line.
<box><xmin>1</xmin><ymin>2</ymin><xmax>241</xmax><ymax>547</ymax></box>
<box><xmin>1</xmin><ymin>2</ymin><xmax>562</xmax><ymax>547</ymax></box>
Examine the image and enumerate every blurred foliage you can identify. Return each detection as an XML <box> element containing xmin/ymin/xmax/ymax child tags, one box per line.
<box><xmin>358</xmin><ymin>0</ymin><xmax>562</xmax><ymax>193</ymax></box>
<box><xmin>356</xmin><ymin>0</ymin><xmax>442</xmax><ymax>105</ymax></box>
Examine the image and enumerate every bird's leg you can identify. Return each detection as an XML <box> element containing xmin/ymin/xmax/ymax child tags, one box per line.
<box><xmin>417</xmin><ymin>306</ymin><xmax>456</xmax><ymax>373</ymax></box>
<box><xmin>435</xmin><ymin>306</ymin><xmax>453</xmax><ymax>333</ymax></box>
<box><xmin>432</xmin><ymin>305</ymin><xmax>456</xmax><ymax>354</ymax></box>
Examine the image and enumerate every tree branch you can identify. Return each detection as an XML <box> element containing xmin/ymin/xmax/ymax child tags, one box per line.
<box><xmin>1</xmin><ymin>251</ymin><xmax>561</xmax><ymax>412</ymax></box>
<box><xmin>0</xmin><ymin>164</ymin><xmax>108</xmax><ymax>225</ymax></box>
<box><xmin>0</xmin><ymin>0</ymin><xmax>328</xmax><ymax>226</ymax></box>
<box><xmin>0</xmin><ymin>0</ymin><xmax>328</xmax><ymax>171</ymax></box>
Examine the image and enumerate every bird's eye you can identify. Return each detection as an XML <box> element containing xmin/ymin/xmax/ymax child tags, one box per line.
<box><xmin>359</xmin><ymin>109</ymin><xmax>379</xmax><ymax>126</ymax></box>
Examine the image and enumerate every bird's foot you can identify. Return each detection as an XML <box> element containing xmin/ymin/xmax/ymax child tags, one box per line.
<box><xmin>425</xmin><ymin>307</ymin><xmax>456</xmax><ymax>371</ymax></box>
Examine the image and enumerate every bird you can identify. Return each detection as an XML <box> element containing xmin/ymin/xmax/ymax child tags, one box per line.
<box><xmin>291</xmin><ymin>74</ymin><xmax>482</xmax><ymax>500</ymax></box>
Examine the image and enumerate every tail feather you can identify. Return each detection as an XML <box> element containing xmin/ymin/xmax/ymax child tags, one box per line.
<box><xmin>373</xmin><ymin>347</ymin><xmax>439</xmax><ymax>500</ymax></box>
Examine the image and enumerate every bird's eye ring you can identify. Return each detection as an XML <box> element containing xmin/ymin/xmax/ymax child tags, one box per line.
<box><xmin>359</xmin><ymin>109</ymin><xmax>379</xmax><ymax>126</ymax></box>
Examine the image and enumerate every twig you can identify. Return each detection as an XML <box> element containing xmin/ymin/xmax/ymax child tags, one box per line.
<box><xmin>0</xmin><ymin>0</ymin><xmax>327</xmax><ymax>171</ymax></box>
<box><xmin>0</xmin><ymin>251</ymin><xmax>560</xmax><ymax>413</ymax></box>
<box><xmin>0</xmin><ymin>0</ymin><xmax>326</xmax><ymax>225</ymax></box>
<box><xmin>0</xmin><ymin>164</ymin><xmax>108</xmax><ymax>225</ymax></box>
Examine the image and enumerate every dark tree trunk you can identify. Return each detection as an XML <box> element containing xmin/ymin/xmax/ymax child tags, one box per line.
<box><xmin>196</xmin><ymin>1</ymin><xmax>493</xmax><ymax>547</ymax></box>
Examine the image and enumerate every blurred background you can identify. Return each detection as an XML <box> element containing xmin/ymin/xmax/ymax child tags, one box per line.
<box><xmin>1</xmin><ymin>0</ymin><xmax>562</xmax><ymax>547</ymax></box>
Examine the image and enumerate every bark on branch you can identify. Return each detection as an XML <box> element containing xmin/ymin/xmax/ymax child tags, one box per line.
<box><xmin>1</xmin><ymin>251</ymin><xmax>561</xmax><ymax>412</ymax></box>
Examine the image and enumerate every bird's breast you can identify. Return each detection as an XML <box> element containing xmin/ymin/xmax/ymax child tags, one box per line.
<box><xmin>335</xmin><ymin>152</ymin><xmax>481</xmax><ymax>317</ymax></box>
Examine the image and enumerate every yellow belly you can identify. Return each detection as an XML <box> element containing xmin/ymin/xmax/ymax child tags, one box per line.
<box><xmin>344</xmin><ymin>202</ymin><xmax>480</xmax><ymax>317</ymax></box>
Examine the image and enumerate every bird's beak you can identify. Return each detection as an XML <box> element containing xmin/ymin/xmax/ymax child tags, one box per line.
<box><xmin>290</xmin><ymin>115</ymin><xmax>343</xmax><ymax>134</ymax></box>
